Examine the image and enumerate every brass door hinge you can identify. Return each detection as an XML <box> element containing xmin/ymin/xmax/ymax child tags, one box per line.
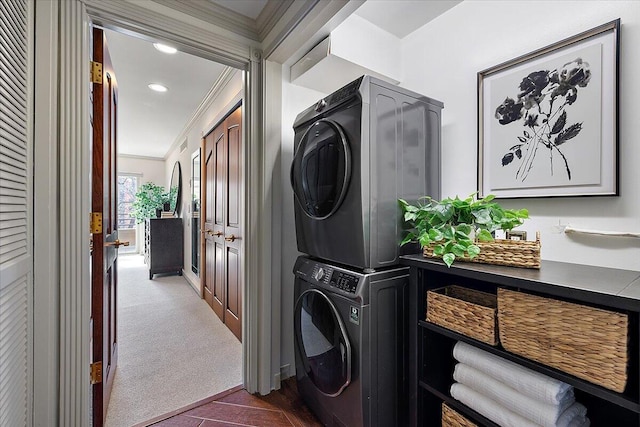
<box><xmin>90</xmin><ymin>361</ymin><xmax>103</xmax><ymax>384</ymax></box>
<box><xmin>91</xmin><ymin>61</ymin><xmax>103</xmax><ymax>84</ymax></box>
<box><xmin>90</xmin><ymin>212</ymin><xmax>103</xmax><ymax>234</ymax></box>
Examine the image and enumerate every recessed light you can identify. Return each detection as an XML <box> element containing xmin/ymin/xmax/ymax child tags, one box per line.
<box><xmin>148</xmin><ymin>83</ymin><xmax>168</xmax><ymax>92</ymax></box>
<box><xmin>153</xmin><ymin>43</ymin><xmax>177</xmax><ymax>54</ymax></box>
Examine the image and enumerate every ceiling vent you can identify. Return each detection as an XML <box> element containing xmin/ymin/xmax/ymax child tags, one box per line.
<box><xmin>180</xmin><ymin>138</ymin><xmax>188</xmax><ymax>154</ymax></box>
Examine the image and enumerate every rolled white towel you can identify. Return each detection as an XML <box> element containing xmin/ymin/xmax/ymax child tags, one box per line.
<box><xmin>450</xmin><ymin>382</ymin><xmax>540</xmax><ymax>427</ymax></box>
<box><xmin>556</xmin><ymin>402</ymin><xmax>588</xmax><ymax>427</ymax></box>
<box><xmin>454</xmin><ymin>363</ymin><xmax>574</xmax><ymax>426</ymax></box>
<box><xmin>453</xmin><ymin>341</ymin><xmax>573</xmax><ymax>405</ymax></box>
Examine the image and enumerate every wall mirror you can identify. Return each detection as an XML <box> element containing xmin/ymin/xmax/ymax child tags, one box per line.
<box><xmin>169</xmin><ymin>161</ymin><xmax>182</xmax><ymax>217</ymax></box>
<box><xmin>191</xmin><ymin>150</ymin><xmax>200</xmax><ymax>275</ymax></box>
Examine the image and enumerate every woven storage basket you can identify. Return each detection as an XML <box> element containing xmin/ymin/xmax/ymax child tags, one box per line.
<box><xmin>427</xmin><ymin>285</ymin><xmax>498</xmax><ymax>345</ymax></box>
<box><xmin>442</xmin><ymin>403</ymin><xmax>477</xmax><ymax>427</ymax></box>
<box><xmin>498</xmin><ymin>288</ymin><xmax>629</xmax><ymax>392</ymax></box>
<box><xmin>423</xmin><ymin>231</ymin><xmax>541</xmax><ymax>269</ymax></box>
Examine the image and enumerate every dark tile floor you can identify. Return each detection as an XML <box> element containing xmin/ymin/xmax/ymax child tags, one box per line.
<box><xmin>137</xmin><ymin>380</ymin><xmax>322</xmax><ymax>427</ymax></box>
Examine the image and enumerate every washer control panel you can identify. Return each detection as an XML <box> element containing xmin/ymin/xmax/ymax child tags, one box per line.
<box><xmin>311</xmin><ymin>265</ymin><xmax>332</xmax><ymax>286</ymax></box>
<box><xmin>329</xmin><ymin>270</ymin><xmax>359</xmax><ymax>294</ymax></box>
<box><xmin>301</xmin><ymin>259</ymin><xmax>362</xmax><ymax>296</ymax></box>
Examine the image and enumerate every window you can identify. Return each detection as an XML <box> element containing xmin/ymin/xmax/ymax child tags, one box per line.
<box><xmin>117</xmin><ymin>174</ymin><xmax>139</xmax><ymax>253</ymax></box>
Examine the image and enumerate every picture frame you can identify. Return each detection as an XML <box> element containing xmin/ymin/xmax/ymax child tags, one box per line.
<box><xmin>478</xmin><ymin>19</ymin><xmax>620</xmax><ymax>199</ymax></box>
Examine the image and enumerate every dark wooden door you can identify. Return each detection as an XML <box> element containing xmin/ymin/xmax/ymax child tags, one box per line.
<box><xmin>91</xmin><ymin>27</ymin><xmax>121</xmax><ymax>426</ymax></box>
<box><xmin>201</xmin><ymin>105</ymin><xmax>242</xmax><ymax>341</ymax></box>
<box><xmin>222</xmin><ymin>107</ymin><xmax>242</xmax><ymax>341</ymax></box>
<box><xmin>203</xmin><ymin>126</ymin><xmax>224</xmax><ymax>319</ymax></box>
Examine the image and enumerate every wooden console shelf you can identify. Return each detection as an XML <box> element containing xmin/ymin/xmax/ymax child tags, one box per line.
<box><xmin>400</xmin><ymin>254</ymin><xmax>640</xmax><ymax>426</ymax></box>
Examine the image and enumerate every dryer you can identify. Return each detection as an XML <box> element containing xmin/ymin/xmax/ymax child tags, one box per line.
<box><xmin>291</xmin><ymin>75</ymin><xmax>443</xmax><ymax>271</ymax></box>
<box><xmin>293</xmin><ymin>255</ymin><xmax>409</xmax><ymax>427</ymax></box>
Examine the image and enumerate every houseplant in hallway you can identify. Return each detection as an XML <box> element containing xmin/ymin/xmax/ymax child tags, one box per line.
<box><xmin>131</xmin><ymin>182</ymin><xmax>169</xmax><ymax>223</ymax></box>
<box><xmin>399</xmin><ymin>193</ymin><xmax>536</xmax><ymax>268</ymax></box>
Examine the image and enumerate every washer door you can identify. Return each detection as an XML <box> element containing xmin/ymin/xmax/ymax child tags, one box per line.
<box><xmin>290</xmin><ymin>119</ymin><xmax>351</xmax><ymax>220</ymax></box>
<box><xmin>294</xmin><ymin>288</ymin><xmax>352</xmax><ymax>397</ymax></box>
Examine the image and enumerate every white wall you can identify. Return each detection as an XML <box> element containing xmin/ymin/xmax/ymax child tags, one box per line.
<box><xmin>164</xmin><ymin>69</ymin><xmax>243</xmax><ymax>294</ymax></box>
<box><xmin>401</xmin><ymin>0</ymin><xmax>640</xmax><ymax>271</ymax></box>
<box><xmin>118</xmin><ymin>155</ymin><xmax>165</xmax><ymax>186</ymax></box>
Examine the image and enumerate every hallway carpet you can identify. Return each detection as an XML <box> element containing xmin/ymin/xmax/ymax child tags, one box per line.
<box><xmin>105</xmin><ymin>255</ymin><xmax>242</xmax><ymax>427</ymax></box>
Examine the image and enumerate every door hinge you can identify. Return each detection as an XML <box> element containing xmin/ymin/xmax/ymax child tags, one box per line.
<box><xmin>90</xmin><ymin>212</ymin><xmax>103</xmax><ymax>234</ymax></box>
<box><xmin>90</xmin><ymin>361</ymin><xmax>103</xmax><ymax>384</ymax></box>
<box><xmin>91</xmin><ymin>61</ymin><xmax>103</xmax><ymax>84</ymax></box>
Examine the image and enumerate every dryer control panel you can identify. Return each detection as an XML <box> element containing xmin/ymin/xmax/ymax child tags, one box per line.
<box><xmin>329</xmin><ymin>270</ymin><xmax>359</xmax><ymax>294</ymax></box>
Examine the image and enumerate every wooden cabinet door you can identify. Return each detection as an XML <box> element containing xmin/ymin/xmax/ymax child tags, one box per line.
<box><xmin>201</xmin><ymin>105</ymin><xmax>242</xmax><ymax>341</ymax></box>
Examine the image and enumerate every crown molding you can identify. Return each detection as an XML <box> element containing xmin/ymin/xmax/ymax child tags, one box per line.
<box><xmin>256</xmin><ymin>0</ymin><xmax>294</xmax><ymax>41</ymax></box>
<box><xmin>117</xmin><ymin>153</ymin><xmax>165</xmax><ymax>162</ymax></box>
<box><xmin>83</xmin><ymin>0</ymin><xmax>252</xmax><ymax>69</ymax></box>
<box><xmin>151</xmin><ymin>0</ymin><xmax>260</xmax><ymax>41</ymax></box>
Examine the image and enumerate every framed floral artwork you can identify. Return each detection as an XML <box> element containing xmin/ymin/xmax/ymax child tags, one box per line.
<box><xmin>478</xmin><ymin>19</ymin><xmax>619</xmax><ymax>198</ymax></box>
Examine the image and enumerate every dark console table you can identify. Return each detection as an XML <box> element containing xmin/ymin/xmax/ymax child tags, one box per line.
<box><xmin>400</xmin><ymin>254</ymin><xmax>640</xmax><ymax>426</ymax></box>
<box><xmin>144</xmin><ymin>218</ymin><xmax>183</xmax><ymax>279</ymax></box>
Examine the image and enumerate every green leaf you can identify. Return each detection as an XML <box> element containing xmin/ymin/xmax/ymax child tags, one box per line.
<box><xmin>443</xmin><ymin>253</ymin><xmax>455</xmax><ymax>268</ymax></box>
<box><xmin>456</xmin><ymin>223</ymin><xmax>472</xmax><ymax>235</ymax></box>
<box><xmin>452</xmin><ymin>244</ymin><xmax>466</xmax><ymax>257</ymax></box>
<box><xmin>434</xmin><ymin>203</ymin><xmax>454</xmax><ymax>222</ymax></box>
<box><xmin>433</xmin><ymin>245</ymin><xmax>445</xmax><ymax>256</ymax></box>
<box><xmin>472</xmin><ymin>208</ymin><xmax>492</xmax><ymax>224</ymax></box>
<box><xmin>400</xmin><ymin>234</ymin><xmax>414</xmax><ymax>246</ymax></box>
<box><xmin>476</xmin><ymin>229</ymin><xmax>494</xmax><ymax>242</ymax></box>
<box><xmin>404</xmin><ymin>212</ymin><xmax>417</xmax><ymax>222</ymax></box>
<box><xmin>467</xmin><ymin>244</ymin><xmax>481</xmax><ymax>258</ymax></box>
<box><xmin>418</xmin><ymin>231</ymin><xmax>431</xmax><ymax>247</ymax></box>
<box><xmin>443</xmin><ymin>226</ymin><xmax>456</xmax><ymax>240</ymax></box>
<box><xmin>428</xmin><ymin>228</ymin><xmax>444</xmax><ymax>241</ymax></box>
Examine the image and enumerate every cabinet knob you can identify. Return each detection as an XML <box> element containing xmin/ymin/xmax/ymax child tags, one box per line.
<box><xmin>224</xmin><ymin>234</ymin><xmax>241</xmax><ymax>242</ymax></box>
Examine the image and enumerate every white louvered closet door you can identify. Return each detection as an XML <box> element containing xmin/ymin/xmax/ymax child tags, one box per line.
<box><xmin>0</xmin><ymin>0</ymin><xmax>34</xmax><ymax>426</ymax></box>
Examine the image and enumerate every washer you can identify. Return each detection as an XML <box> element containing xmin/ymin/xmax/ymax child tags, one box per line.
<box><xmin>291</xmin><ymin>75</ymin><xmax>443</xmax><ymax>271</ymax></box>
<box><xmin>293</xmin><ymin>255</ymin><xmax>409</xmax><ymax>427</ymax></box>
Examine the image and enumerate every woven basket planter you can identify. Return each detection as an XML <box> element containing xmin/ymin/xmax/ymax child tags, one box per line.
<box><xmin>427</xmin><ymin>286</ymin><xmax>498</xmax><ymax>345</ymax></box>
<box><xmin>498</xmin><ymin>288</ymin><xmax>629</xmax><ymax>392</ymax></box>
<box><xmin>442</xmin><ymin>403</ymin><xmax>477</xmax><ymax>427</ymax></box>
<box><xmin>423</xmin><ymin>231</ymin><xmax>541</xmax><ymax>269</ymax></box>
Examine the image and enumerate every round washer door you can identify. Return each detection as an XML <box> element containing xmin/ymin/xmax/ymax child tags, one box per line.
<box><xmin>290</xmin><ymin>119</ymin><xmax>351</xmax><ymax>219</ymax></box>
<box><xmin>294</xmin><ymin>288</ymin><xmax>352</xmax><ymax>397</ymax></box>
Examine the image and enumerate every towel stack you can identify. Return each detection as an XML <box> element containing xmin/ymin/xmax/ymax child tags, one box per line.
<box><xmin>450</xmin><ymin>341</ymin><xmax>590</xmax><ymax>427</ymax></box>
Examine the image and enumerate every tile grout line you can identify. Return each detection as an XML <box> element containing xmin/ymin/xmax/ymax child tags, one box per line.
<box><xmin>184</xmin><ymin>414</ymin><xmax>260</xmax><ymax>427</ymax></box>
<box><xmin>190</xmin><ymin>399</ymin><xmax>285</xmax><ymax>414</ymax></box>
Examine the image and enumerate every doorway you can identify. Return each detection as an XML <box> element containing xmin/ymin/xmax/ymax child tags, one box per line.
<box><xmin>100</xmin><ymin>27</ymin><xmax>245</xmax><ymax>425</ymax></box>
<box><xmin>37</xmin><ymin>1</ymin><xmax>277</xmax><ymax>424</ymax></box>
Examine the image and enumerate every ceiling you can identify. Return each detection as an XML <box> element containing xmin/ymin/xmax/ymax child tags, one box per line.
<box><xmin>109</xmin><ymin>0</ymin><xmax>461</xmax><ymax>159</ymax></box>
<box><xmin>105</xmin><ymin>29</ymin><xmax>228</xmax><ymax>159</ymax></box>
<box><xmin>354</xmin><ymin>0</ymin><xmax>462</xmax><ymax>39</ymax></box>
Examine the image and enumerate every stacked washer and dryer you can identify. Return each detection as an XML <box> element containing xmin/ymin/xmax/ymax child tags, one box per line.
<box><xmin>291</xmin><ymin>76</ymin><xmax>443</xmax><ymax>426</ymax></box>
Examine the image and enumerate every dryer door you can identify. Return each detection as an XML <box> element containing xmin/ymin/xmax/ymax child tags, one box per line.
<box><xmin>294</xmin><ymin>288</ymin><xmax>352</xmax><ymax>397</ymax></box>
<box><xmin>291</xmin><ymin>119</ymin><xmax>351</xmax><ymax>220</ymax></box>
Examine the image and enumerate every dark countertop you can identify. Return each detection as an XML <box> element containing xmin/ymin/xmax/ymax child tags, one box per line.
<box><xmin>400</xmin><ymin>253</ymin><xmax>640</xmax><ymax>309</ymax></box>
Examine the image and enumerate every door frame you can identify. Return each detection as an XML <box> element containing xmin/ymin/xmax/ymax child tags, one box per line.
<box><xmin>33</xmin><ymin>0</ymin><xmax>356</xmax><ymax>424</ymax></box>
<box><xmin>84</xmin><ymin>0</ymin><xmax>265</xmax><ymax>396</ymax></box>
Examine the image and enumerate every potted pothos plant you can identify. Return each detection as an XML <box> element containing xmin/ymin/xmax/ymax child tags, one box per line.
<box><xmin>399</xmin><ymin>193</ymin><xmax>529</xmax><ymax>267</ymax></box>
<box><xmin>131</xmin><ymin>182</ymin><xmax>169</xmax><ymax>224</ymax></box>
